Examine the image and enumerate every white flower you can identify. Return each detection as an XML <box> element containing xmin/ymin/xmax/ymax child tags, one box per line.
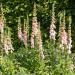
<box><xmin>67</xmin><ymin>50</ymin><xmax>71</xmax><ymax>54</ymax></box>
<box><xmin>49</xmin><ymin>29</ymin><xmax>56</xmax><ymax>40</ymax></box>
<box><xmin>0</xmin><ymin>19</ymin><xmax>4</xmax><ymax>33</ymax></box>
<box><xmin>40</xmin><ymin>50</ymin><xmax>45</xmax><ymax>59</ymax></box>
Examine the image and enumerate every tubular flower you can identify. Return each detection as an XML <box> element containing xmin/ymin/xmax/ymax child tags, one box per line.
<box><xmin>37</xmin><ymin>29</ymin><xmax>43</xmax><ymax>50</ymax></box>
<box><xmin>18</xmin><ymin>17</ymin><xmax>29</xmax><ymax>48</ymax></box>
<box><xmin>32</xmin><ymin>17</ymin><xmax>38</xmax><ymax>36</ymax></box>
<box><xmin>3</xmin><ymin>29</ymin><xmax>14</xmax><ymax>54</ymax></box>
<box><xmin>49</xmin><ymin>2</ymin><xmax>56</xmax><ymax>41</ymax></box>
<box><xmin>30</xmin><ymin>17</ymin><xmax>38</xmax><ymax>48</ymax></box>
<box><xmin>59</xmin><ymin>11</ymin><xmax>68</xmax><ymax>49</ymax></box>
<box><xmin>0</xmin><ymin>17</ymin><xmax>4</xmax><ymax>33</ymax></box>
<box><xmin>67</xmin><ymin>16</ymin><xmax>72</xmax><ymax>54</ymax></box>
<box><xmin>36</xmin><ymin>22</ymin><xmax>45</xmax><ymax>59</ymax></box>
<box><xmin>49</xmin><ymin>28</ymin><xmax>56</xmax><ymax>40</ymax></box>
<box><xmin>23</xmin><ymin>16</ymin><xmax>29</xmax><ymax>47</ymax></box>
<box><xmin>60</xmin><ymin>28</ymin><xmax>67</xmax><ymax>45</ymax></box>
<box><xmin>3</xmin><ymin>38</ymin><xmax>9</xmax><ymax>54</ymax></box>
<box><xmin>30</xmin><ymin>3</ymin><xmax>38</xmax><ymax>48</ymax></box>
<box><xmin>0</xmin><ymin>4</ymin><xmax>4</xmax><ymax>33</ymax></box>
<box><xmin>31</xmin><ymin>32</ymin><xmax>35</xmax><ymax>48</ymax></box>
<box><xmin>39</xmin><ymin>50</ymin><xmax>45</xmax><ymax>60</ymax></box>
<box><xmin>18</xmin><ymin>28</ymin><xmax>23</xmax><ymax>41</ymax></box>
<box><xmin>7</xmin><ymin>36</ymin><xmax>14</xmax><ymax>51</ymax></box>
<box><xmin>17</xmin><ymin>18</ymin><xmax>23</xmax><ymax>41</ymax></box>
<box><xmin>0</xmin><ymin>17</ymin><xmax>4</xmax><ymax>44</ymax></box>
<box><xmin>67</xmin><ymin>38</ymin><xmax>72</xmax><ymax>54</ymax></box>
<box><xmin>23</xmin><ymin>30</ymin><xmax>27</xmax><ymax>47</ymax></box>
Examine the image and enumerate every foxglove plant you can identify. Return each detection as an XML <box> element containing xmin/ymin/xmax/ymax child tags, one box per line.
<box><xmin>49</xmin><ymin>2</ymin><xmax>56</xmax><ymax>41</ymax></box>
<box><xmin>0</xmin><ymin>4</ymin><xmax>5</xmax><ymax>44</ymax></box>
<box><xmin>58</xmin><ymin>12</ymin><xmax>62</xmax><ymax>39</ymax></box>
<box><xmin>36</xmin><ymin>22</ymin><xmax>45</xmax><ymax>59</ymax></box>
<box><xmin>17</xmin><ymin>17</ymin><xmax>23</xmax><ymax>41</ymax></box>
<box><xmin>3</xmin><ymin>27</ymin><xmax>14</xmax><ymax>54</ymax></box>
<box><xmin>17</xmin><ymin>16</ymin><xmax>29</xmax><ymax>48</ymax></box>
<box><xmin>0</xmin><ymin>17</ymin><xmax>4</xmax><ymax>33</ymax></box>
<box><xmin>60</xmin><ymin>11</ymin><xmax>68</xmax><ymax>49</ymax></box>
<box><xmin>23</xmin><ymin>18</ymin><xmax>29</xmax><ymax>47</ymax></box>
<box><xmin>31</xmin><ymin>3</ymin><xmax>38</xmax><ymax>48</ymax></box>
<box><xmin>3</xmin><ymin>36</ymin><xmax>9</xmax><ymax>54</ymax></box>
<box><xmin>23</xmin><ymin>15</ymin><xmax>29</xmax><ymax>47</ymax></box>
<box><xmin>67</xmin><ymin>16</ymin><xmax>72</xmax><ymax>54</ymax></box>
<box><xmin>60</xmin><ymin>26</ymin><xmax>67</xmax><ymax>46</ymax></box>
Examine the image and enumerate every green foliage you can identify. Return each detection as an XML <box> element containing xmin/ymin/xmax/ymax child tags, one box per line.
<box><xmin>0</xmin><ymin>0</ymin><xmax>75</xmax><ymax>75</ymax></box>
<box><xmin>0</xmin><ymin>42</ymin><xmax>75</xmax><ymax>75</ymax></box>
<box><xmin>0</xmin><ymin>55</ymin><xmax>30</xmax><ymax>75</ymax></box>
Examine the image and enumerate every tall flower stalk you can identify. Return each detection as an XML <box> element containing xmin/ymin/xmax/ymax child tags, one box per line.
<box><xmin>58</xmin><ymin>12</ymin><xmax>62</xmax><ymax>43</ymax></box>
<box><xmin>17</xmin><ymin>17</ymin><xmax>23</xmax><ymax>41</ymax></box>
<box><xmin>36</xmin><ymin>22</ymin><xmax>44</xmax><ymax>59</ymax></box>
<box><xmin>3</xmin><ymin>27</ymin><xmax>14</xmax><ymax>54</ymax></box>
<box><xmin>23</xmin><ymin>15</ymin><xmax>29</xmax><ymax>47</ymax></box>
<box><xmin>60</xmin><ymin>11</ymin><xmax>68</xmax><ymax>49</ymax></box>
<box><xmin>49</xmin><ymin>2</ymin><xmax>56</xmax><ymax>41</ymax></box>
<box><xmin>31</xmin><ymin>3</ymin><xmax>38</xmax><ymax>48</ymax></box>
<box><xmin>0</xmin><ymin>4</ymin><xmax>5</xmax><ymax>45</ymax></box>
<box><xmin>67</xmin><ymin>15</ymin><xmax>72</xmax><ymax>54</ymax></box>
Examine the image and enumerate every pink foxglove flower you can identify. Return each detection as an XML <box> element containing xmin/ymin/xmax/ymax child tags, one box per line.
<box><xmin>18</xmin><ymin>27</ymin><xmax>23</xmax><ymax>41</ymax></box>
<box><xmin>36</xmin><ymin>22</ymin><xmax>45</xmax><ymax>59</ymax></box>
<box><xmin>60</xmin><ymin>29</ymin><xmax>67</xmax><ymax>45</ymax></box>
<box><xmin>31</xmin><ymin>17</ymin><xmax>38</xmax><ymax>48</ymax></box>
<box><xmin>3</xmin><ymin>36</ymin><xmax>14</xmax><ymax>54</ymax></box>
<box><xmin>37</xmin><ymin>32</ymin><xmax>43</xmax><ymax>50</ymax></box>
<box><xmin>23</xmin><ymin>31</ymin><xmax>27</xmax><ymax>47</ymax></box>
<box><xmin>31</xmin><ymin>32</ymin><xmax>35</xmax><ymax>48</ymax></box>
<box><xmin>32</xmin><ymin>17</ymin><xmax>38</xmax><ymax>36</ymax></box>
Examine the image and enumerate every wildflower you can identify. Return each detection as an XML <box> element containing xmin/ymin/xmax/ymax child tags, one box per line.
<box><xmin>49</xmin><ymin>2</ymin><xmax>56</xmax><ymax>41</ymax></box>
<box><xmin>59</xmin><ymin>11</ymin><xmax>67</xmax><ymax>48</ymax></box>
<box><xmin>18</xmin><ymin>28</ymin><xmax>23</xmax><ymax>41</ymax></box>
<box><xmin>32</xmin><ymin>17</ymin><xmax>38</xmax><ymax>36</ymax></box>
<box><xmin>17</xmin><ymin>18</ymin><xmax>23</xmax><ymax>41</ymax></box>
<box><xmin>31</xmin><ymin>32</ymin><xmax>35</xmax><ymax>48</ymax></box>
<box><xmin>30</xmin><ymin>3</ymin><xmax>38</xmax><ymax>48</ymax></box>
<box><xmin>3</xmin><ymin>34</ymin><xmax>14</xmax><ymax>54</ymax></box>
<box><xmin>0</xmin><ymin>17</ymin><xmax>4</xmax><ymax>33</ymax></box>
<box><xmin>31</xmin><ymin>17</ymin><xmax>38</xmax><ymax>48</ymax></box>
<box><xmin>60</xmin><ymin>27</ymin><xmax>68</xmax><ymax>45</ymax></box>
<box><xmin>67</xmin><ymin>49</ymin><xmax>71</xmax><ymax>54</ymax></box>
<box><xmin>7</xmin><ymin>36</ymin><xmax>14</xmax><ymax>51</ymax></box>
<box><xmin>68</xmin><ymin>64</ymin><xmax>74</xmax><ymax>71</ymax></box>
<box><xmin>49</xmin><ymin>28</ymin><xmax>56</xmax><ymax>40</ymax></box>
<box><xmin>67</xmin><ymin>16</ymin><xmax>72</xmax><ymax>54</ymax></box>
<box><xmin>36</xmin><ymin>22</ymin><xmax>45</xmax><ymax>59</ymax></box>
<box><xmin>3</xmin><ymin>40</ymin><xmax>9</xmax><ymax>54</ymax></box>
<box><xmin>40</xmin><ymin>50</ymin><xmax>45</xmax><ymax>59</ymax></box>
<box><xmin>23</xmin><ymin>30</ymin><xmax>27</xmax><ymax>47</ymax></box>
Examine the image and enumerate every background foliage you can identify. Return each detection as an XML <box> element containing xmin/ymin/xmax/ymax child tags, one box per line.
<box><xmin>0</xmin><ymin>0</ymin><xmax>75</xmax><ymax>75</ymax></box>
